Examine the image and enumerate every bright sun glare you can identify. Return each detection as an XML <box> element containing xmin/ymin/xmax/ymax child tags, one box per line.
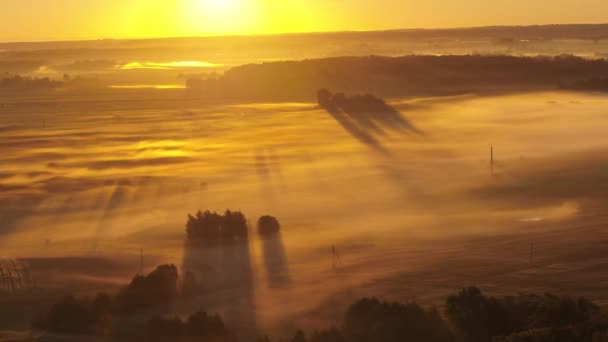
<box><xmin>184</xmin><ymin>0</ymin><xmax>251</xmax><ymax>34</ymax></box>
<box><xmin>192</xmin><ymin>0</ymin><xmax>239</xmax><ymax>16</ymax></box>
<box><xmin>201</xmin><ymin>0</ymin><xmax>237</xmax><ymax>11</ymax></box>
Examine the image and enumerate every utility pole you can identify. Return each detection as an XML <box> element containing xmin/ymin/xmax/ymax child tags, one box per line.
<box><xmin>140</xmin><ymin>248</ymin><xmax>144</xmax><ymax>275</ymax></box>
<box><xmin>529</xmin><ymin>242</ymin><xmax>534</xmax><ymax>264</ymax></box>
<box><xmin>490</xmin><ymin>145</ymin><xmax>494</xmax><ymax>177</ymax></box>
<box><xmin>332</xmin><ymin>245</ymin><xmax>342</xmax><ymax>269</ymax></box>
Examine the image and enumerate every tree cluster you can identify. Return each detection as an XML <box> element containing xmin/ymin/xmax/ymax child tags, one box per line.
<box><xmin>317</xmin><ymin>89</ymin><xmax>403</xmax><ymax>120</ymax></box>
<box><xmin>265</xmin><ymin>287</ymin><xmax>607</xmax><ymax>342</ymax></box>
<box><xmin>318</xmin><ymin>90</ymin><xmax>391</xmax><ymax>113</ymax></box>
<box><xmin>342</xmin><ymin>297</ymin><xmax>452</xmax><ymax>342</ymax></box>
<box><xmin>35</xmin><ymin>271</ymin><xmax>608</xmax><ymax>342</ymax></box>
<box><xmin>34</xmin><ymin>292</ymin><xmax>113</xmax><ymax>336</ymax></box>
<box><xmin>35</xmin><ymin>265</ymin><xmax>180</xmax><ymax>338</ymax></box>
<box><xmin>186</xmin><ymin>210</ymin><xmax>248</xmax><ymax>244</ymax></box>
<box><xmin>446</xmin><ymin>286</ymin><xmax>601</xmax><ymax>342</ymax></box>
<box><xmin>115</xmin><ymin>264</ymin><xmax>178</xmax><ymax>314</ymax></box>
<box><xmin>0</xmin><ymin>75</ymin><xmax>62</xmax><ymax>92</ymax></box>
<box><xmin>138</xmin><ymin>310</ymin><xmax>236</xmax><ymax>342</ymax></box>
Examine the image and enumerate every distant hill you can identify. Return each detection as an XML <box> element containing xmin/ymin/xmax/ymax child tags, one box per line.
<box><xmin>186</xmin><ymin>54</ymin><xmax>608</xmax><ymax>102</ymax></box>
<box><xmin>2</xmin><ymin>23</ymin><xmax>608</xmax><ymax>48</ymax></box>
<box><xmin>2</xmin><ymin>24</ymin><xmax>608</xmax><ymax>73</ymax></box>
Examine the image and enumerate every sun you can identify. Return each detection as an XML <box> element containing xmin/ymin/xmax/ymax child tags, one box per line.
<box><xmin>191</xmin><ymin>0</ymin><xmax>239</xmax><ymax>15</ymax></box>
<box><xmin>202</xmin><ymin>0</ymin><xmax>238</xmax><ymax>11</ymax></box>
<box><xmin>182</xmin><ymin>0</ymin><xmax>256</xmax><ymax>35</ymax></box>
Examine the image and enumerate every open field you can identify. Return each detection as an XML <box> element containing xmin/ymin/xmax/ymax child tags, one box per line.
<box><xmin>2</xmin><ymin>89</ymin><xmax>608</xmax><ymax>333</ymax></box>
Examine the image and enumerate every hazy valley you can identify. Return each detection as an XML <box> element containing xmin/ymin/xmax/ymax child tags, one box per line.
<box><xmin>3</xmin><ymin>24</ymin><xmax>608</xmax><ymax>341</ymax></box>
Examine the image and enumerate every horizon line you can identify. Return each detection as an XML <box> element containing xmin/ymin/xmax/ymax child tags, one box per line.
<box><xmin>2</xmin><ymin>22</ymin><xmax>608</xmax><ymax>45</ymax></box>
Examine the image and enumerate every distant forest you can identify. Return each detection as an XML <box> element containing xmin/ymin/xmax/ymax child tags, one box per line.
<box><xmin>187</xmin><ymin>55</ymin><xmax>608</xmax><ymax>102</ymax></box>
<box><xmin>4</xmin><ymin>55</ymin><xmax>608</xmax><ymax>99</ymax></box>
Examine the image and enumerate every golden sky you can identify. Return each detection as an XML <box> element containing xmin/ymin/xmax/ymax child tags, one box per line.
<box><xmin>1</xmin><ymin>0</ymin><xmax>607</xmax><ymax>42</ymax></box>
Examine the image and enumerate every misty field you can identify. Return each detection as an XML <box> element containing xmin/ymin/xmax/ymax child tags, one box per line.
<box><xmin>2</xmin><ymin>90</ymin><xmax>608</xmax><ymax>333</ymax></box>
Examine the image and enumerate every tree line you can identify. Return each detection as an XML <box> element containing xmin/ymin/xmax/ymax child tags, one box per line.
<box><xmin>34</xmin><ymin>263</ymin><xmax>608</xmax><ymax>341</ymax></box>
<box><xmin>186</xmin><ymin>210</ymin><xmax>282</xmax><ymax>244</ymax></box>
<box><xmin>186</xmin><ymin>55</ymin><xmax>608</xmax><ymax>102</ymax></box>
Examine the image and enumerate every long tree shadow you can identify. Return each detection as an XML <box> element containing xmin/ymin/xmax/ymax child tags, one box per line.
<box><xmin>261</xmin><ymin>232</ymin><xmax>291</xmax><ymax>289</ymax></box>
<box><xmin>318</xmin><ymin>89</ymin><xmax>425</xmax><ymax>152</ymax></box>
<box><xmin>181</xmin><ymin>211</ymin><xmax>257</xmax><ymax>340</ymax></box>
<box><xmin>182</xmin><ymin>241</ymin><xmax>257</xmax><ymax>340</ymax></box>
<box><xmin>256</xmin><ymin>216</ymin><xmax>291</xmax><ymax>289</ymax></box>
<box><xmin>340</xmin><ymin>94</ymin><xmax>425</xmax><ymax>136</ymax></box>
<box><xmin>325</xmin><ymin>104</ymin><xmax>388</xmax><ymax>153</ymax></box>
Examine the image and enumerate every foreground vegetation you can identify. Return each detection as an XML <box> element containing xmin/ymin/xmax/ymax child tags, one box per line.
<box><xmin>33</xmin><ymin>262</ymin><xmax>608</xmax><ymax>342</ymax></box>
<box><xmin>32</xmin><ymin>211</ymin><xmax>608</xmax><ymax>341</ymax></box>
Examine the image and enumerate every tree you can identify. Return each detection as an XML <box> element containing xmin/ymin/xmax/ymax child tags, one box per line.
<box><xmin>317</xmin><ymin>88</ymin><xmax>333</xmax><ymax>108</ymax></box>
<box><xmin>292</xmin><ymin>330</ymin><xmax>307</xmax><ymax>342</ymax></box>
<box><xmin>186</xmin><ymin>310</ymin><xmax>233</xmax><ymax>341</ymax></box>
<box><xmin>446</xmin><ymin>287</ymin><xmax>508</xmax><ymax>342</ymax></box>
<box><xmin>186</xmin><ymin>210</ymin><xmax>249</xmax><ymax>244</ymax></box>
<box><xmin>144</xmin><ymin>315</ymin><xmax>184</xmax><ymax>342</ymax></box>
<box><xmin>258</xmin><ymin>215</ymin><xmax>281</xmax><ymax>236</ymax></box>
<box><xmin>115</xmin><ymin>264</ymin><xmax>178</xmax><ymax>314</ymax></box>
<box><xmin>343</xmin><ymin>297</ymin><xmax>453</xmax><ymax>342</ymax></box>
<box><xmin>445</xmin><ymin>287</ymin><xmax>600</xmax><ymax>341</ymax></box>
<box><xmin>310</xmin><ymin>328</ymin><xmax>345</xmax><ymax>342</ymax></box>
<box><xmin>35</xmin><ymin>293</ymin><xmax>113</xmax><ymax>336</ymax></box>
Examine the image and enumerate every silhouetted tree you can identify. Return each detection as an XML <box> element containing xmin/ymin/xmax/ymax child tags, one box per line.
<box><xmin>446</xmin><ymin>287</ymin><xmax>600</xmax><ymax>342</ymax></box>
<box><xmin>316</xmin><ymin>90</ymin><xmax>424</xmax><ymax>138</ymax></box>
<box><xmin>36</xmin><ymin>295</ymin><xmax>91</xmax><ymax>335</ymax></box>
<box><xmin>143</xmin><ymin>315</ymin><xmax>184</xmax><ymax>342</ymax></box>
<box><xmin>343</xmin><ymin>297</ymin><xmax>453</xmax><ymax>342</ymax></box>
<box><xmin>446</xmin><ymin>287</ymin><xmax>508</xmax><ymax>342</ymax></box>
<box><xmin>115</xmin><ymin>264</ymin><xmax>178</xmax><ymax>314</ymax></box>
<box><xmin>90</xmin><ymin>293</ymin><xmax>114</xmax><ymax>336</ymax></box>
<box><xmin>35</xmin><ymin>264</ymin><xmax>239</xmax><ymax>341</ymax></box>
<box><xmin>136</xmin><ymin>311</ymin><xmax>236</xmax><ymax>342</ymax></box>
<box><xmin>495</xmin><ymin>327</ymin><xmax>580</xmax><ymax>342</ymax></box>
<box><xmin>317</xmin><ymin>88</ymin><xmax>333</xmax><ymax>109</ymax></box>
<box><xmin>35</xmin><ymin>292</ymin><xmax>113</xmax><ymax>336</ymax></box>
<box><xmin>309</xmin><ymin>328</ymin><xmax>345</xmax><ymax>342</ymax></box>
<box><xmin>186</xmin><ymin>210</ymin><xmax>248</xmax><ymax>244</ymax></box>
<box><xmin>186</xmin><ymin>310</ymin><xmax>234</xmax><ymax>341</ymax></box>
<box><xmin>258</xmin><ymin>215</ymin><xmax>281</xmax><ymax>236</ymax></box>
<box><xmin>182</xmin><ymin>270</ymin><xmax>202</xmax><ymax>296</ymax></box>
<box><xmin>292</xmin><ymin>330</ymin><xmax>307</xmax><ymax>342</ymax></box>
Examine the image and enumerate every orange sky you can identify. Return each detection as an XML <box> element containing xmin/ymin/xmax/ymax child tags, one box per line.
<box><xmin>1</xmin><ymin>0</ymin><xmax>607</xmax><ymax>42</ymax></box>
